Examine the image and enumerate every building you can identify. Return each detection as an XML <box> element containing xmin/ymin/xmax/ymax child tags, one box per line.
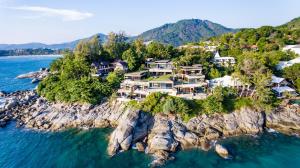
<box><xmin>209</xmin><ymin>75</ymin><xmax>244</xmax><ymax>88</ymax></box>
<box><xmin>117</xmin><ymin>63</ymin><xmax>208</xmax><ymax>101</ymax></box>
<box><xmin>271</xmin><ymin>75</ymin><xmax>289</xmax><ymax>87</ymax></box>
<box><xmin>276</xmin><ymin>57</ymin><xmax>300</xmax><ymax>70</ymax></box>
<box><xmin>146</xmin><ymin>60</ymin><xmax>174</xmax><ymax>76</ymax></box>
<box><xmin>117</xmin><ymin>71</ymin><xmax>149</xmax><ymax>100</ymax></box>
<box><xmin>212</xmin><ymin>51</ymin><xmax>236</xmax><ymax>67</ymax></box>
<box><xmin>91</xmin><ymin>61</ymin><xmax>113</xmax><ymax>76</ymax></box>
<box><xmin>272</xmin><ymin>86</ymin><xmax>297</xmax><ymax>98</ymax></box>
<box><xmin>271</xmin><ymin>75</ymin><xmax>298</xmax><ymax>98</ymax></box>
<box><xmin>283</xmin><ymin>45</ymin><xmax>300</xmax><ymax>55</ymax></box>
<box><xmin>111</xmin><ymin>60</ymin><xmax>128</xmax><ymax>72</ymax></box>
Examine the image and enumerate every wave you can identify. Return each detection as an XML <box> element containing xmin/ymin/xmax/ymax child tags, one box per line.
<box><xmin>0</xmin><ymin>97</ymin><xmax>5</xmax><ymax>108</ymax></box>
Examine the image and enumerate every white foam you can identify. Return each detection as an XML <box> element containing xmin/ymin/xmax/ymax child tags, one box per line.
<box><xmin>0</xmin><ymin>98</ymin><xmax>6</xmax><ymax>109</ymax></box>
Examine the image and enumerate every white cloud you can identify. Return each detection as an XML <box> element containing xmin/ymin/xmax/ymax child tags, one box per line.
<box><xmin>10</xmin><ymin>6</ymin><xmax>93</xmax><ymax>21</ymax></box>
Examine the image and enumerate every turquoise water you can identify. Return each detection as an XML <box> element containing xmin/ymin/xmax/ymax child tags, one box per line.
<box><xmin>1</xmin><ymin>56</ymin><xmax>300</xmax><ymax>168</ymax></box>
<box><xmin>0</xmin><ymin>55</ymin><xmax>60</xmax><ymax>92</ymax></box>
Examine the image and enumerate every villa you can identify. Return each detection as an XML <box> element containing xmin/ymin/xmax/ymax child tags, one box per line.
<box><xmin>212</xmin><ymin>51</ymin><xmax>236</xmax><ymax>67</ymax></box>
<box><xmin>276</xmin><ymin>57</ymin><xmax>300</xmax><ymax>70</ymax></box>
<box><xmin>92</xmin><ymin>60</ymin><xmax>128</xmax><ymax>76</ymax></box>
<box><xmin>271</xmin><ymin>75</ymin><xmax>298</xmax><ymax>98</ymax></box>
<box><xmin>146</xmin><ymin>59</ymin><xmax>174</xmax><ymax>76</ymax></box>
<box><xmin>282</xmin><ymin>45</ymin><xmax>300</xmax><ymax>55</ymax></box>
<box><xmin>117</xmin><ymin>61</ymin><xmax>208</xmax><ymax>101</ymax></box>
<box><xmin>208</xmin><ymin>75</ymin><xmax>244</xmax><ymax>88</ymax></box>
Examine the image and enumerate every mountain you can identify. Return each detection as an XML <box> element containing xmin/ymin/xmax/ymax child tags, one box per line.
<box><xmin>137</xmin><ymin>19</ymin><xmax>236</xmax><ymax>46</ymax></box>
<box><xmin>279</xmin><ymin>17</ymin><xmax>300</xmax><ymax>30</ymax></box>
<box><xmin>0</xmin><ymin>33</ymin><xmax>107</xmax><ymax>50</ymax></box>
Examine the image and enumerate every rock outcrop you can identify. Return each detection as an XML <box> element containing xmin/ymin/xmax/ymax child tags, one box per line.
<box><xmin>1</xmin><ymin>90</ymin><xmax>300</xmax><ymax>167</ymax></box>
<box><xmin>187</xmin><ymin>107</ymin><xmax>265</xmax><ymax>140</ymax></box>
<box><xmin>16</xmin><ymin>68</ymin><xmax>50</xmax><ymax>83</ymax></box>
<box><xmin>267</xmin><ymin>103</ymin><xmax>300</xmax><ymax>134</ymax></box>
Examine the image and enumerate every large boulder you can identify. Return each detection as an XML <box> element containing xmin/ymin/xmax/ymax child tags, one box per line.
<box><xmin>215</xmin><ymin>144</ymin><xmax>229</xmax><ymax>159</ymax></box>
<box><xmin>147</xmin><ymin>115</ymin><xmax>178</xmax><ymax>154</ymax></box>
<box><xmin>107</xmin><ymin>108</ymin><xmax>140</xmax><ymax>156</ymax></box>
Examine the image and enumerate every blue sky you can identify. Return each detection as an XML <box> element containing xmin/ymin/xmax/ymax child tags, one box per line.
<box><xmin>0</xmin><ymin>0</ymin><xmax>299</xmax><ymax>44</ymax></box>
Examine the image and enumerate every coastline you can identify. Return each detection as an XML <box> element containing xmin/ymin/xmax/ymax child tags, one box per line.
<box><xmin>1</xmin><ymin>90</ymin><xmax>299</xmax><ymax>167</ymax></box>
<box><xmin>0</xmin><ymin>55</ymin><xmax>62</xmax><ymax>59</ymax></box>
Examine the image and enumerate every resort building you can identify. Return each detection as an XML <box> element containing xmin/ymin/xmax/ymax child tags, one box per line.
<box><xmin>117</xmin><ymin>62</ymin><xmax>208</xmax><ymax>101</ymax></box>
<box><xmin>271</xmin><ymin>75</ymin><xmax>298</xmax><ymax>98</ymax></box>
<box><xmin>146</xmin><ymin>60</ymin><xmax>174</xmax><ymax>76</ymax></box>
<box><xmin>91</xmin><ymin>60</ymin><xmax>128</xmax><ymax>77</ymax></box>
<box><xmin>276</xmin><ymin>57</ymin><xmax>300</xmax><ymax>70</ymax></box>
<box><xmin>117</xmin><ymin>71</ymin><xmax>149</xmax><ymax>100</ymax></box>
<box><xmin>272</xmin><ymin>86</ymin><xmax>297</xmax><ymax>98</ymax></box>
<box><xmin>208</xmin><ymin>75</ymin><xmax>244</xmax><ymax>88</ymax></box>
<box><xmin>282</xmin><ymin>45</ymin><xmax>300</xmax><ymax>55</ymax></box>
<box><xmin>91</xmin><ymin>61</ymin><xmax>112</xmax><ymax>76</ymax></box>
<box><xmin>212</xmin><ymin>51</ymin><xmax>236</xmax><ymax>67</ymax></box>
<box><xmin>111</xmin><ymin>60</ymin><xmax>128</xmax><ymax>72</ymax></box>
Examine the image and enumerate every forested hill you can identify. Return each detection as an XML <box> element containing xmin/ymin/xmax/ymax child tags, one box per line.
<box><xmin>0</xmin><ymin>33</ymin><xmax>107</xmax><ymax>50</ymax></box>
<box><xmin>208</xmin><ymin>17</ymin><xmax>300</xmax><ymax>57</ymax></box>
<box><xmin>137</xmin><ymin>19</ymin><xmax>236</xmax><ymax>46</ymax></box>
<box><xmin>279</xmin><ymin>17</ymin><xmax>300</xmax><ymax>30</ymax></box>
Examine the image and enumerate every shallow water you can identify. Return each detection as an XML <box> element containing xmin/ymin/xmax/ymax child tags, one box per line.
<box><xmin>1</xmin><ymin>55</ymin><xmax>300</xmax><ymax>168</ymax></box>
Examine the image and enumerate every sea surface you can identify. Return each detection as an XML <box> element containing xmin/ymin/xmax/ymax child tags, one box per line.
<box><xmin>1</xmin><ymin>55</ymin><xmax>300</xmax><ymax>168</ymax></box>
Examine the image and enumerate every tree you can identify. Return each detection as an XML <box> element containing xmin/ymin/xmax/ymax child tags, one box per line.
<box><xmin>106</xmin><ymin>71</ymin><xmax>124</xmax><ymax>89</ymax></box>
<box><xmin>104</xmin><ymin>32</ymin><xmax>129</xmax><ymax>59</ymax></box>
<box><xmin>163</xmin><ymin>97</ymin><xmax>176</xmax><ymax>114</ymax></box>
<box><xmin>283</xmin><ymin>63</ymin><xmax>300</xmax><ymax>85</ymax></box>
<box><xmin>74</xmin><ymin>35</ymin><xmax>104</xmax><ymax>63</ymax></box>
<box><xmin>208</xmin><ymin>68</ymin><xmax>222</xmax><ymax>79</ymax></box>
<box><xmin>122</xmin><ymin>48</ymin><xmax>139</xmax><ymax>71</ymax></box>
<box><xmin>146</xmin><ymin>42</ymin><xmax>172</xmax><ymax>59</ymax></box>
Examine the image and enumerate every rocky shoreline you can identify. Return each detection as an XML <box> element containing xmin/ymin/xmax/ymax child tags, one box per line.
<box><xmin>0</xmin><ymin>90</ymin><xmax>300</xmax><ymax>167</ymax></box>
<box><xmin>16</xmin><ymin>68</ymin><xmax>50</xmax><ymax>83</ymax></box>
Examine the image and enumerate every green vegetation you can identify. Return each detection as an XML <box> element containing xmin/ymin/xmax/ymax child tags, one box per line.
<box><xmin>127</xmin><ymin>87</ymin><xmax>261</xmax><ymax>122</ymax></box>
<box><xmin>283</xmin><ymin>63</ymin><xmax>300</xmax><ymax>92</ymax></box>
<box><xmin>138</xmin><ymin>19</ymin><xmax>235</xmax><ymax>46</ymax></box>
<box><xmin>37</xmin><ymin>35</ymin><xmax>123</xmax><ymax>104</ymax></box>
<box><xmin>37</xmin><ymin>17</ymin><xmax>300</xmax><ymax>118</ymax></box>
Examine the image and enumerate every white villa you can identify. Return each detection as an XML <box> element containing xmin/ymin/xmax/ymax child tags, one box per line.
<box><xmin>213</xmin><ymin>51</ymin><xmax>236</xmax><ymax>67</ymax></box>
<box><xmin>277</xmin><ymin>45</ymin><xmax>300</xmax><ymax>70</ymax></box>
<box><xmin>282</xmin><ymin>45</ymin><xmax>300</xmax><ymax>55</ymax></box>
<box><xmin>271</xmin><ymin>75</ymin><xmax>297</xmax><ymax>98</ymax></box>
<box><xmin>276</xmin><ymin>57</ymin><xmax>300</xmax><ymax>70</ymax></box>
<box><xmin>208</xmin><ymin>75</ymin><xmax>244</xmax><ymax>88</ymax></box>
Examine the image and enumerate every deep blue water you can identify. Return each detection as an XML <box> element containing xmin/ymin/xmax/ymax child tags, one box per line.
<box><xmin>1</xmin><ymin>55</ymin><xmax>300</xmax><ymax>168</ymax></box>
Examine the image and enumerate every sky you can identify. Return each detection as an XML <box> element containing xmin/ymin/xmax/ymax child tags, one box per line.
<box><xmin>0</xmin><ymin>0</ymin><xmax>299</xmax><ymax>44</ymax></box>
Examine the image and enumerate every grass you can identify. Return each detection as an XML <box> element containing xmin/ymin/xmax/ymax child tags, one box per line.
<box><xmin>146</xmin><ymin>74</ymin><xmax>173</xmax><ymax>82</ymax></box>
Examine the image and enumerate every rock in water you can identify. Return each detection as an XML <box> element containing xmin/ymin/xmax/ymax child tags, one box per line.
<box><xmin>215</xmin><ymin>144</ymin><xmax>229</xmax><ymax>159</ymax></box>
<box><xmin>135</xmin><ymin>142</ymin><xmax>145</xmax><ymax>152</ymax></box>
<box><xmin>107</xmin><ymin>108</ymin><xmax>140</xmax><ymax>156</ymax></box>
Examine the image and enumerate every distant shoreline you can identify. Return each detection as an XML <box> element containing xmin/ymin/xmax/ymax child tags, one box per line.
<box><xmin>0</xmin><ymin>55</ymin><xmax>62</xmax><ymax>59</ymax></box>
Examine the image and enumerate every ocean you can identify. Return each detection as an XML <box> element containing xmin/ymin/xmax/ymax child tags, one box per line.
<box><xmin>0</xmin><ymin>55</ymin><xmax>300</xmax><ymax>168</ymax></box>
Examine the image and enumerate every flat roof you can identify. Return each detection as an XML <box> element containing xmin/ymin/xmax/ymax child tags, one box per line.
<box><xmin>148</xmin><ymin>75</ymin><xmax>173</xmax><ymax>82</ymax></box>
<box><xmin>272</xmin><ymin>86</ymin><xmax>296</xmax><ymax>93</ymax></box>
<box><xmin>124</xmin><ymin>70</ymin><xmax>148</xmax><ymax>77</ymax></box>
